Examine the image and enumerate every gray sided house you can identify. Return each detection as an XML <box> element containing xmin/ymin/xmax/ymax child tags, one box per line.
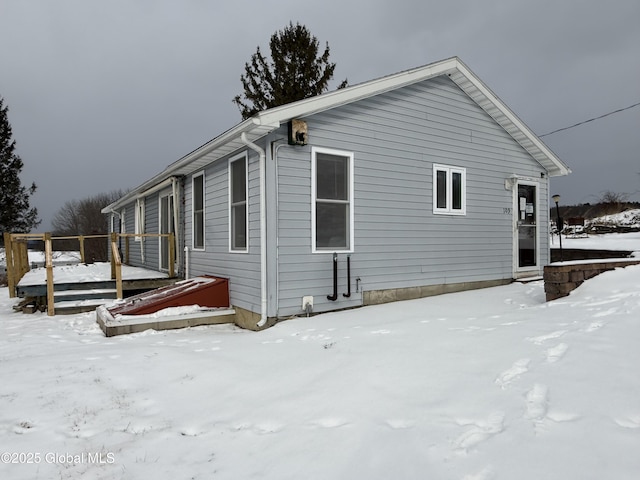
<box><xmin>102</xmin><ymin>57</ymin><xmax>570</xmax><ymax>330</ymax></box>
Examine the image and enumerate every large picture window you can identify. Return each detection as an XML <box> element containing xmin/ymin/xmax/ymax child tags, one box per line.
<box><xmin>229</xmin><ymin>154</ymin><xmax>248</xmax><ymax>252</ymax></box>
<box><xmin>312</xmin><ymin>147</ymin><xmax>354</xmax><ymax>252</ymax></box>
<box><xmin>433</xmin><ymin>164</ymin><xmax>466</xmax><ymax>215</ymax></box>
<box><xmin>192</xmin><ymin>173</ymin><xmax>205</xmax><ymax>250</ymax></box>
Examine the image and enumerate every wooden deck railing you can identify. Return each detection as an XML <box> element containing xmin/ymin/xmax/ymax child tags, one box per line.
<box><xmin>3</xmin><ymin>231</ymin><xmax>176</xmax><ymax>316</ymax></box>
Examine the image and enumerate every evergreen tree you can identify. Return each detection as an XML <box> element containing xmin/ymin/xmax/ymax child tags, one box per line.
<box><xmin>233</xmin><ymin>22</ymin><xmax>347</xmax><ymax>119</ymax></box>
<box><xmin>0</xmin><ymin>96</ymin><xmax>40</xmax><ymax>243</ymax></box>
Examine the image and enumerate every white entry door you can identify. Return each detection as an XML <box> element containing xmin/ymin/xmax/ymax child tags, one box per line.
<box><xmin>516</xmin><ymin>182</ymin><xmax>538</xmax><ymax>271</ymax></box>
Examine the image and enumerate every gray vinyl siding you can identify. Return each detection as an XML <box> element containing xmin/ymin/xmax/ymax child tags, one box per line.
<box><xmin>275</xmin><ymin>75</ymin><xmax>550</xmax><ymax>317</ymax></box>
<box><xmin>108</xmin><ymin>191</ymin><xmax>165</xmax><ymax>273</ymax></box>
<box><xmin>145</xmin><ymin>190</ymin><xmax>163</xmax><ymax>270</ymax></box>
<box><xmin>185</xmin><ymin>150</ymin><xmax>262</xmax><ymax>313</ymax></box>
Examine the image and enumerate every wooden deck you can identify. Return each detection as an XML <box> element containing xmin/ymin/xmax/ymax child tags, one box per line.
<box><xmin>14</xmin><ymin>263</ymin><xmax>176</xmax><ymax>315</ymax></box>
<box><xmin>4</xmin><ymin>232</ymin><xmax>176</xmax><ymax>316</ymax></box>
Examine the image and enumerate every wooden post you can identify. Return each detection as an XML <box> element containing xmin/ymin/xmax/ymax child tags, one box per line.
<box><xmin>79</xmin><ymin>236</ymin><xmax>86</xmax><ymax>263</ymax></box>
<box><xmin>125</xmin><ymin>235</ymin><xmax>130</xmax><ymax>265</ymax></box>
<box><xmin>17</xmin><ymin>239</ymin><xmax>29</xmax><ymax>279</ymax></box>
<box><xmin>111</xmin><ymin>240</ymin><xmax>123</xmax><ymax>300</ymax></box>
<box><xmin>169</xmin><ymin>233</ymin><xmax>175</xmax><ymax>278</ymax></box>
<box><xmin>44</xmin><ymin>233</ymin><xmax>55</xmax><ymax>316</ymax></box>
<box><xmin>4</xmin><ymin>233</ymin><xmax>16</xmax><ymax>297</ymax></box>
<box><xmin>110</xmin><ymin>232</ymin><xmax>117</xmax><ymax>280</ymax></box>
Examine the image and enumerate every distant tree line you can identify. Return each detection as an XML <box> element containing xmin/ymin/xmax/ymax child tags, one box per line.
<box><xmin>551</xmin><ymin>190</ymin><xmax>640</xmax><ymax>222</ymax></box>
<box><xmin>49</xmin><ymin>190</ymin><xmax>127</xmax><ymax>262</ymax></box>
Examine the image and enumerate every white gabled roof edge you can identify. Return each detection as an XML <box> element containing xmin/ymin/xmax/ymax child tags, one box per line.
<box><xmin>103</xmin><ymin>56</ymin><xmax>569</xmax><ymax>213</ymax></box>
<box><xmin>448</xmin><ymin>59</ymin><xmax>571</xmax><ymax>177</ymax></box>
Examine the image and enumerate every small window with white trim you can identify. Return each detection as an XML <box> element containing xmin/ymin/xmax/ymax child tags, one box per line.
<box><xmin>312</xmin><ymin>147</ymin><xmax>354</xmax><ymax>252</ymax></box>
<box><xmin>229</xmin><ymin>154</ymin><xmax>248</xmax><ymax>252</ymax></box>
<box><xmin>192</xmin><ymin>173</ymin><xmax>205</xmax><ymax>250</ymax></box>
<box><xmin>433</xmin><ymin>164</ymin><xmax>466</xmax><ymax>215</ymax></box>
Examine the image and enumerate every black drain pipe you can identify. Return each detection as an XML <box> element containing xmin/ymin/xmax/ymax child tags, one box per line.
<box><xmin>343</xmin><ymin>255</ymin><xmax>351</xmax><ymax>298</ymax></box>
<box><xmin>327</xmin><ymin>253</ymin><xmax>338</xmax><ymax>301</ymax></box>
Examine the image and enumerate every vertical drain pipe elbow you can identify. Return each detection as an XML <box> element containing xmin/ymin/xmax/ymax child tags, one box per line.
<box><xmin>241</xmin><ymin>132</ymin><xmax>268</xmax><ymax>328</ymax></box>
<box><xmin>343</xmin><ymin>254</ymin><xmax>351</xmax><ymax>298</ymax></box>
<box><xmin>327</xmin><ymin>253</ymin><xmax>338</xmax><ymax>301</ymax></box>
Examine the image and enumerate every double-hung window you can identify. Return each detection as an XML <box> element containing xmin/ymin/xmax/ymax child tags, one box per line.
<box><xmin>433</xmin><ymin>164</ymin><xmax>466</xmax><ymax>215</ymax></box>
<box><xmin>192</xmin><ymin>173</ymin><xmax>205</xmax><ymax>250</ymax></box>
<box><xmin>312</xmin><ymin>147</ymin><xmax>354</xmax><ymax>252</ymax></box>
<box><xmin>229</xmin><ymin>154</ymin><xmax>248</xmax><ymax>252</ymax></box>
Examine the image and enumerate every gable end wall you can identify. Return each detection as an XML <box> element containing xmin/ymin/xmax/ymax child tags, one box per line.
<box><xmin>275</xmin><ymin>75</ymin><xmax>549</xmax><ymax>317</ymax></box>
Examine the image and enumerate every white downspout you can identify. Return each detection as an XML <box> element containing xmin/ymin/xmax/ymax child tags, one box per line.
<box><xmin>241</xmin><ymin>132</ymin><xmax>268</xmax><ymax>328</ymax></box>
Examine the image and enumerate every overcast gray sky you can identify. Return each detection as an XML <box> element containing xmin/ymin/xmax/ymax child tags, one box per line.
<box><xmin>1</xmin><ymin>0</ymin><xmax>639</xmax><ymax>230</ymax></box>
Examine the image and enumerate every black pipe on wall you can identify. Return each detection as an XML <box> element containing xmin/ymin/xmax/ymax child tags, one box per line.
<box><xmin>343</xmin><ymin>255</ymin><xmax>351</xmax><ymax>298</ymax></box>
<box><xmin>327</xmin><ymin>252</ymin><xmax>338</xmax><ymax>301</ymax></box>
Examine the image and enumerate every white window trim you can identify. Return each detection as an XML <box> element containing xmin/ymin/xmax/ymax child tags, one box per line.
<box><xmin>311</xmin><ymin>146</ymin><xmax>355</xmax><ymax>253</ymax></box>
<box><xmin>192</xmin><ymin>172</ymin><xmax>205</xmax><ymax>251</ymax></box>
<box><xmin>134</xmin><ymin>198</ymin><xmax>145</xmax><ymax>241</ymax></box>
<box><xmin>433</xmin><ymin>164</ymin><xmax>467</xmax><ymax>215</ymax></box>
<box><xmin>228</xmin><ymin>152</ymin><xmax>249</xmax><ymax>253</ymax></box>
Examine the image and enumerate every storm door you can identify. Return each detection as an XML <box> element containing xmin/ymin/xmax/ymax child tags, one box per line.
<box><xmin>160</xmin><ymin>193</ymin><xmax>175</xmax><ymax>271</ymax></box>
<box><xmin>516</xmin><ymin>183</ymin><xmax>537</xmax><ymax>269</ymax></box>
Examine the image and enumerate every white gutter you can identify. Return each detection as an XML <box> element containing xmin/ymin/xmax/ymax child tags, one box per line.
<box><xmin>240</xmin><ymin>132</ymin><xmax>268</xmax><ymax>328</ymax></box>
<box><xmin>101</xmin><ymin>177</ymin><xmax>177</xmax><ymax>214</ymax></box>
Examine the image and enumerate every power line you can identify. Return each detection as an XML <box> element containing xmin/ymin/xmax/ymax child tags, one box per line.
<box><xmin>539</xmin><ymin>101</ymin><xmax>640</xmax><ymax>137</ymax></box>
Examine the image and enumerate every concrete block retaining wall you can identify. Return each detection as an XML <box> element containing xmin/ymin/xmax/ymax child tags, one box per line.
<box><xmin>544</xmin><ymin>259</ymin><xmax>640</xmax><ymax>301</ymax></box>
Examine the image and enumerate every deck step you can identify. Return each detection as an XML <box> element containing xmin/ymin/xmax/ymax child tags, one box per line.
<box><xmin>54</xmin><ymin>300</ymin><xmax>115</xmax><ymax>315</ymax></box>
<box><xmin>54</xmin><ymin>289</ymin><xmax>118</xmax><ymax>302</ymax></box>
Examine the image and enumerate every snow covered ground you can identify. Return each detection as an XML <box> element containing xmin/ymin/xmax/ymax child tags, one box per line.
<box><xmin>587</xmin><ymin>208</ymin><xmax>640</xmax><ymax>228</ymax></box>
<box><xmin>1</xmin><ymin>233</ymin><xmax>639</xmax><ymax>479</ymax></box>
<box><xmin>559</xmin><ymin>230</ymin><xmax>640</xmax><ymax>253</ymax></box>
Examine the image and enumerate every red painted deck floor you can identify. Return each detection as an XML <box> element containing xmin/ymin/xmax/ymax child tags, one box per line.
<box><xmin>107</xmin><ymin>275</ymin><xmax>230</xmax><ymax>317</ymax></box>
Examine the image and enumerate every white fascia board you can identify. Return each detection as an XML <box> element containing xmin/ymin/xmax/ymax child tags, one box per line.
<box><xmin>101</xmin><ymin>177</ymin><xmax>175</xmax><ymax>213</ymax></box>
<box><xmin>255</xmin><ymin>57</ymin><xmax>459</xmax><ymax>125</ymax></box>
